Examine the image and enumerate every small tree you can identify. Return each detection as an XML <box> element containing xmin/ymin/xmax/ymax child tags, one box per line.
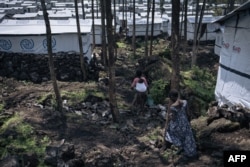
<box><xmin>91</xmin><ymin>0</ymin><xmax>96</xmax><ymax>51</ymax></box>
<box><xmin>170</xmin><ymin>0</ymin><xmax>181</xmax><ymax>90</ymax></box>
<box><xmin>106</xmin><ymin>0</ymin><xmax>120</xmax><ymax>122</ymax></box>
<box><xmin>144</xmin><ymin>0</ymin><xmax>151</xmax><ymax>57</ymax></box>
<box><xmin>81</xmin><ymin>0</ymin><xmax>85</xmax><ymax>19</ymax></box>
<box><xmin>40</xmin><ymin>0</ymin><xmax>62</xmax><ymax>111</ymax></box>
<box><xmin>100</xmin><ymin>0</ymin><xmax>108</xmax><ymax>67</ymax></box>
<box><xmin>132</xmin><ymin>0</ymin><xmax>136</xmax><ymax>57</ymax></box>
<box><xmin>74</xmin><ymin>0</ymin><xmax>87</xmax><ymax>81</ymax></box>
<box><xmin>192</xmin><ymin>0</ymin><xmax>206</xmax><ymax>66</ymax></box>
<box><xmin>149</xmin><ymin>0</ymin><xmax>155</xmax><ymax>57</ymax></box>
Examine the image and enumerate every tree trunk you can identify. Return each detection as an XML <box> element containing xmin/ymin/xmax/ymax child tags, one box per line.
<box><xmin>192</xmin><ymin>0</ymin><xmax>206</xmax><ymax>67</ymax></box>
<box><xmin>40</xmin><ymin>0</ymin><xmax>62</xmax><ymax>111</ymax></box>
<box><xmin>184</xmin><ymin>0</ymin><xmax>188</xmax><ymax>42</ymax></box>
<box><xmin>122</xmin><ymin>0</ymin><xmax>125</xmax><ymax>28</ymax></box>
<box><xmin>106</xmin><ymin>0</ymin><xmax>120</xmax><ymax>123</ymax></box>
<box><xmin>181</xmin><ymin>0</ymin><xmax>188</xmax><ymax>52</ymax></box>
<box><xmin>96</xmin><ymin>0</ymin><xmax>99</xmax><ymax>18</ymax></box>
<box><xmin>100</xmin><ymin>0</ymin><xmax>107</xmax><ymax>68</ymax></box>
<box><xmin>160</xmin><ymin>0</ymin><xmax>165</xmax><ymax>17</ymax></box>
<box><xmin>91</xmin><ymin>0</ymin><xmax>96</xmax><ymax>50</ymax></box>
<box><xmin>74</xmin><ymin>0</ymin><xmax>87</xmax><ymax>81</ymax></box>
<box><xmin>228</xmin><ymin>0</ymin><xmax>235</xmax><ymax>13</ymax></box>
<box><xmin>81</xmin><ymin>0</ymin><xmax>85</xmax><ymax>19</ymax></box>
<box><xmin>149</xmin><ymin>0</ymin><xmax>155</xmax><ymax>57</ymax></box>
<box><xmin>113</xmin><ymin>0</ymin><xmax>117</xmax><ymax>60</ymax></box>
<box><xmin>144</xmin><ymin>0</ymin><xmax>151</xmax><ymax>57</ymax></box>
<box><xmin>191</xmin><ymin>0</ymin><xmax>200</xmax><ymax>67</ymax></box>
<box><xmin>170</xmin><ymin>0</ymin><xmax>181</xmax><ymax>90</ymax></box>
<box><xmin>132</xmin><ymin>0</ymin><xmax>136</xmax><ymax>58</ymax></box>
<box><xmin>196</xmin><ymin>0</ymin><xmax>206</xmax><ymax>48</ymax></box>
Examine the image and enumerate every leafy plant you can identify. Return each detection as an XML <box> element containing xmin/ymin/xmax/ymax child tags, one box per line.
<box><xmin>150</xmin><ymin>79</ymin><xmax>170</xmax><ymax>104</ymax></box>
<box><xmin>158</xmin><ymin>48</ymin><xmax>171</xmax><ymax>60</ymax></box>
<box><xmin>116</xmin><ymin>42</ymin><xmax>126</xmax><ymax>48</ymax></box>
<box><xmin>182</xmin><ymin>66</ymin><xmax>216</xmax><ymax>113</ymax></box>
<box><xmin>147</xmin><ymin>127</ymin><xmax>162</xmax><ymax>141</ymax></box>
<box><xmin>182</xmin><ymin>66</ymin><xmax>216</xmax><ymax>102</ymax></box>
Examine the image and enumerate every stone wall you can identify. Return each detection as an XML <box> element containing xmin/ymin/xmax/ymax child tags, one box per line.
<box><xmin>0</xmin><ymin>52</ymin><xmax>99</xmax><ymax>83</ymax></box>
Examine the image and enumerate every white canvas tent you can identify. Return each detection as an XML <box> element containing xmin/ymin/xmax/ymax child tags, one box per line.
<box><xmin>183</xmin><ymin>15</ymin><xmax>222</xmax><ymax>43</ymax></box>
<box><xmin>214</xmin><ymin>1</ymin><xmax>250</xmax><ymax>109</ymax></box>
<box><xmin>12</xmin><ymin>12</ymin><xmax>38</xmax><ymax>19</ymax></box>
<box><xmin>126</xmin><ymin>17</ymin><xmax>162</xmax><ymax>37</ymax></box>
<box><xmin>0</xmin><ymin>19</ymin><xmax>93</xmax><ymax>60</ymax></box>
<box><xmin>89</xmin><ymin>18</ymin><xmax>115</xmax><ymax>45</ymax></box>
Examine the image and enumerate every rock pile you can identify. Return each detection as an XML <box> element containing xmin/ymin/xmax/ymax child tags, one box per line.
<box><xmin>207</xmin><ymin>101</ymin><xmax>250</xmax><ymax>129</ymax></box>
<box><xmin>0</xmin><ymin>52</ymin><xmax>99</xmax><ymax>83</ymax></box>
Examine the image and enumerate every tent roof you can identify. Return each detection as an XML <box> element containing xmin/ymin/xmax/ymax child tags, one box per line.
<box><xmin>0</xmin><ymin>19</ymin><xmax>92</xmax><ymax>35</ymax></box>
<box><xmin>187</xmin><ymin>15</ymin><xmax>223</xmax><ymax>23</ymax></box>
<box><xmin>127</xmin><ymin>17</ymin><xmax>163</xmax><ymax>25</ymax></box>
<box><xmin>13</xmin><ymin>13</ymin><xmax>38</xmax><ymax>18</ymax></box>
<box><xmin>215</xmin><ymin>1</ymin><xmax>250</xmax><ymax>23</ymax></box>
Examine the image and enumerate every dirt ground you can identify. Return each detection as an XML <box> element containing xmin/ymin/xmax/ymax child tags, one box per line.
<box><xmin>1</xmin><ymin>40</ymin><xmax>250</xmax><ymax>167</ymax></box>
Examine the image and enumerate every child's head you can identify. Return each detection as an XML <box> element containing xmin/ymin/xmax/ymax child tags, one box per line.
<box><xmin>169</xmin><ymin>89</ymin><xmax>179</xmax><ymax>102</ymax></box>
<box><xmin>136</xmin><ymin>70</ymin><xmax>142</xmax><ymax>77</ymax></box>
<box><xmin>138</xmin><ymin>78</ymin><xmax>144</xmax><ymax>83</ymax></box>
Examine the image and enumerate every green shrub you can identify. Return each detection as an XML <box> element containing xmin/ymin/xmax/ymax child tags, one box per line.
<box><xmin>182</xmin><ymin>66</ymin><xmax>216</xmax><ymax>112</ymax></box>
<box><xmin>158</xmin><ymin>48</ymin><xmax>171</xmax><ymax>60</ymax></box>
<box><xmin>149</xmin><ymin>79</ymin><xmax>170</xmax><ymax>104</ymax></box>
<box><xmin>116</xmin><ymin>42</ymin><xmax>126</xmax><ymax>48</ymax></box>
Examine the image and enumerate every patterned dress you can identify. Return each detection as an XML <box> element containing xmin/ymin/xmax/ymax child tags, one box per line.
<box><xmin>165</xmin><ymin>100</ymin><xmax>197</xmax><ymax>157</ymax></box>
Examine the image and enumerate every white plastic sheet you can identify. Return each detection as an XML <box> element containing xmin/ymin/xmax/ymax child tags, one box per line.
<box><xmin>215</xmin><ymin>12</ymin><xmax>250</xmax><ymax>109</ymax></box>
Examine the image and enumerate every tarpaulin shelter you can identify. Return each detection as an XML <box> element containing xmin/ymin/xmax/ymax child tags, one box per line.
<box><xmin>0</xmin><ymin>18</ymin><xmax>93</xmax><ymax>60</ymax></box>
<box><xmin>214</xmin><ymin>1</ymin><xmax>250</xmax><ymax>109</ymax></box>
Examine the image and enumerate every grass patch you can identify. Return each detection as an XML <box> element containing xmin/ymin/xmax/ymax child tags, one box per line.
<box><xmin>37</xmin><ymin>88</ymin><xmax>105</xmax><ymax>107</ymax></box>
<box><xmin>36</xmin><ymin>93</ymin><xmax>53</xmax><ymax>105</ymax></box>
<box><xmin>138</xmin><ymin>127</ymin><xmax>162</xmax><ymax>142</ymax></box>
<box><xmin>62</xmin><ymin>89</ymin><xmax>106</xmax><ymax>106</ymax></box>
<box><xmin>61</xmin><ymin>90</ymin><xmax>87</xmax><ymax>105</ymax></box>
<box><xmin>0</xmin><ymin>114</ymin><xmax>50</xmax><ymax>165</ymax></box>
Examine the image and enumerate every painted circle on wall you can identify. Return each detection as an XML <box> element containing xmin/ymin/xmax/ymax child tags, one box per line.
<box><xmin>0</xmin><ymin>39</ymin><xmax>12</xmax><ymax>50</ymax></box>
<box><xmin>43</xmin><ymin>38</ymin><xmax>56</xmax><ymax>49</ymax></box>
<box><xmin>20</xmin><ymin>39</ymin><xmax>34</xmax><ymax>50</ymax></box>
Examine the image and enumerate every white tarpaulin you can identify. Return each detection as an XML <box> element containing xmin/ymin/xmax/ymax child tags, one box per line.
<box><xmin>185</xmin><ymin>15</ymin><xmax>222</xmax><ymax>41</ymax></box>
<box><xmin>126</xmin><ymin>18</ymin><xmax>162</xmax><ymax>37</ymax></box>
<box><xmin>0</xmin><ymin>19</ymin><xmax>93</xmax><ymax>59</ymax></box>
<box><xmin>215</xmin><ymin>8</ymin><xmax>250</xmax><ymax>109</ymax></box>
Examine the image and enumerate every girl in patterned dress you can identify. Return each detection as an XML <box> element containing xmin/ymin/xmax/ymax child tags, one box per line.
<box><xmin>164</xmin><ymin>89</ymin><xmax>197</xmax><ymax>158</ymax></box>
